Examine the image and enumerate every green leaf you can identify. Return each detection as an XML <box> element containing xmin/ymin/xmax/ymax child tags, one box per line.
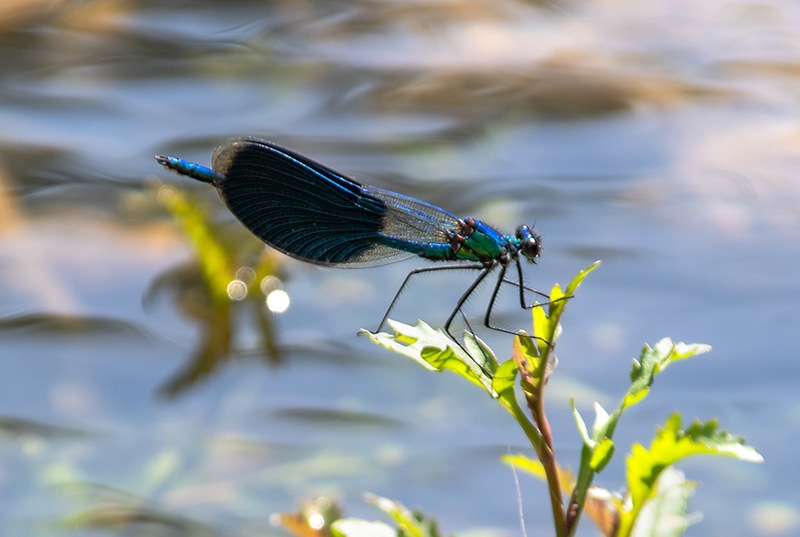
<box><xmin>572</xmin><ymin>400</ymin><xmax>592</xmax><ymax>448</ymax></box>
<box><xmin>541</xmin><ymin>261</ymin><xmax>599</xmax><ymax>333</ymax></box>
<box><xmin>492</xmin><ymin>358</ymin><xmax>519</xmax><ymax>398</ymax></box>
<box><xmin>529</xmin><ymin>261</ymin><xmax>600</xmax><ymax>359</ymax></box>
<box><xmin>564</xmin><ymin>260</ymin><xmax>601</xmax><ymax>298</ymax></box>
<box><xmin>620</xmin><ymin>413</ymin><xmax>763</xmax><ymax>536</ymax></box>
<box><xmin>571</xmin><ymin>338</ymin><xmax>715</xmax><ymax>537</ymax></box>
<box><xmin>630</xmin><ymin>468</ymin><xmax>698</xmax><ymax>537</ymax></box>
<box><xmin>530</xmin><ymin>285</ymin><xmax>563</xmax><ymax>358</ymax></box>
<box><xmin>363</xmin><ymin>493</ymin><xmax>440</xmax><ymax>537</ymax></box>
<box><xmin>512</xmin><ymin>331</ymin><xmax>546</xmax><ymax>390</ymax></box>
<box><xmin>588</xmin><ymin>404</ymin><xmax>615</xmax><ymax>472</ymax></box>
<box><xmin>502</xmin><ymin>453</ymin><xmax>547</xmax><ymax>480</ymax></box>
<box><xmin>623</xmin><ymin>388</ymin><xmax>649</xmax><ymax>408</ymax></box>
<box><xmin>590</xmin><ymin>438</ymin><xmax>615</xmax><ymax>473</ymax></box>
<box><xmin>592</xmin><ymin>402</ymin><xmax>611</xmax><ymax>438</ymax></box>
<box><xmin>332</xmin><ymin>519</ymin><xmax>396</xmax><ymax>537</ymax></box>
<box><xmin>627</xmin><ymin>339</ymin><xmax>711</xmax><ymax>408</ymax></box>
<box><xmin>362</xmin><ymin>320</ymin><xmax>496</xmax><ymax>395</ymax></box>
<box><xmin>502</xmin><ymin>453</ymin><xmax>576</xmax><ymax>493</ymax></box>
<box><xmin>572</xmin><ymin>402</ymin><xmax>615</xmax><ymax>471</ymax></box>
<box><xmin>461</xmin><ymin>330</ymin><xmax>499</xmax><ymax>377</ymax></box>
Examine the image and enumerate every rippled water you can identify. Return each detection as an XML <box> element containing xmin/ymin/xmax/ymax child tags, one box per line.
<box><xmin>2</xmin><ymin>1</ymin><xmax>800</xmax><ymax>536</ymax></box>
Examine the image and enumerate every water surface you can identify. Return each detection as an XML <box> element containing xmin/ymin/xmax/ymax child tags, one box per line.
<box><xmin>2</xmin><ymin>1</ymin><xmax>799</xmax><ymax>536</ymax></box>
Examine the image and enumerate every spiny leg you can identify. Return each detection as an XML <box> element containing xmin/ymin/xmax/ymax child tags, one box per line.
<box><xmin>512</xmin><ymin>256</ymin><xmax>551</xmax><ymax>307</ymax></box>
<box><xmin>453</xmin><ymin>309</ymin><xmax>496</xmax><ymax>379</ymax></box>
<box><xmin>375</xmin><ymin>262</ymin><xmax>486</xmax><ymax>333</ymax></box>
<box><xmin>484</xmin><ymin>261</ymin><xmax>553</xmax><ymax>344</ymax></box>
<box><xmin>442</xmin><ymin>265</ymin><xmax>495</xmax><ymax>338</ymax></box>
<box><xmin>505</xmin><ymin>257</ymin><xmax>571</xmax><ymax>312</ymax></box>
<box><xmin>442</xmin><ymin>267</ymin><xmax>497</xmax><ymax>379</ymax></box>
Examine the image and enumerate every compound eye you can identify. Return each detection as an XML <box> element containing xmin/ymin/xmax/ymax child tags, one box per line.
<box><xmin>523</xmin><ymin>237</ymin><xmax>540</xmax><ymax>259</ymax></box>
<box><xmin>516</xmin><ymin>225</ymin><xmax>542</xmax><ymax>261</ymax></box>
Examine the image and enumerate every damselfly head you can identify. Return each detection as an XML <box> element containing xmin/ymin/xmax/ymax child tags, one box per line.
<box><xmin>516</xmin><ymin>225</ymin><xmax>542</xmax><ymax>263</ymax></box>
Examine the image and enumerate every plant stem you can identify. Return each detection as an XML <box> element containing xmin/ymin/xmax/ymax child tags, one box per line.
<box><xmin>528</xmin><ymin>334</ymin><xmax>566</xmax><ymax>537</ymax></box>
<box><xmin>503</xmin><ymin>395</ymin><xmax>567</xmax><ymax>537</ymax></box>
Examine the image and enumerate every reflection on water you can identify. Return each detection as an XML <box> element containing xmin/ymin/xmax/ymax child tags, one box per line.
<box><xmin>2</xmin><ymin>1</ymin><xmax>800</xmax><ymax>536</ymax></box>
<box><xmin>147</xmin><ymin>185</ymin><xmax>287</xmax><ymax>397</ymax></box>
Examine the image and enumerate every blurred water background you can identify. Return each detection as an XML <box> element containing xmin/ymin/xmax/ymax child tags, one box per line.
<box><xmin>1</xmin><ymin>1</ymin><xmax>799</xmax><ymax>536</ymax></box>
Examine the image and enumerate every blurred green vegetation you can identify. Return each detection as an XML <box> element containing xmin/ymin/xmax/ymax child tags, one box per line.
<box><xmin>149</xmin><ymin>184</ymin><xmax>288</xmax><ymax>397</ymax></box>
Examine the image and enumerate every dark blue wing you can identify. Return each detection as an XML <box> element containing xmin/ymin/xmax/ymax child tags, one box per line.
<box><xmin>210</xmin><ymin>137</ymin><xmax>461</xmax><ymax>267</ymax></box>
